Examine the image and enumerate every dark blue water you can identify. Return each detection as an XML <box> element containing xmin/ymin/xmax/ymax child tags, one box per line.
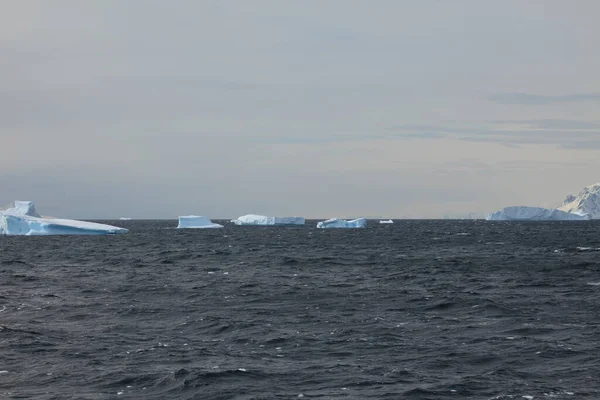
<box><xmin>2</xmin><ymin>220</ymin><xmax>600</xmax><ymax>399</ymax></box>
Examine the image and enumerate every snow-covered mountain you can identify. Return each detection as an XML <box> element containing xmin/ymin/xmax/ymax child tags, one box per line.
<box><xmin>558</xmin><ymin>183</ymin><xmax>600</xmax><ymax>219</ymax></box>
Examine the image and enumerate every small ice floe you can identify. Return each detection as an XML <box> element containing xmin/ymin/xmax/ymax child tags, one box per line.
<box><xmin>577</xmin><ymin>247</ymin><xmax>600</xmax><ymax>251</ymax></box>
<box><xmin>587</xmin><ymin>282</ymin><xmax>600</xmax><ymax>286</ymax></box>
<box><xmin>0</xmin><ymin>371</ymin><xmax>8</xmax><ymax>374</ymax></box>
<box><xmin>238</xmin><ymin>368</ymin><xmax>247</xmax><ymax>372</ymax></box>
<box><xmin>522</xmin><ymin>396</ymin><xmax>533</xmax><ymax>400</ymax></box>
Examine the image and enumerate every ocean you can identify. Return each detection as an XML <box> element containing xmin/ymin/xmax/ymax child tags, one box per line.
<box><xmin>1</xmin><ymin>220</ymin><xmax>600</xmax><ymax>399</ymax></box>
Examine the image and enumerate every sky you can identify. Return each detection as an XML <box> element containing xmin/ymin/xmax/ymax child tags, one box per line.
<box><xmin>1</xmin><ymin>0</ymin><xmax>600</xmax><ymax>219</ymax></box>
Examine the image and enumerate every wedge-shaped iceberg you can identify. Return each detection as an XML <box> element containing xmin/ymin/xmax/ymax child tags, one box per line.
<box><xmin>317</xmin><ymin>218</ymin><xmax>367</xmax><ymax>228</ymax></box>
<box><xmin>486</xmin><ymin>206</ymin><xmax>590</xmax><ymax>221</ymax></box>
<box><xmin>0</xmin><ymin>201</ymin><xmax>128</xmax><ymax>236</ymax></box>
<box><xmin>177</xmin><ymin>215</ymin><xmax>223</xmax><ymax>229</ymax></box>
<box><xmin>231</xmin><ymin>214</ymin><xmax>305</xmax><ymax>226</ymax></box>
<box><xmin>379</xmin><ymin>219</ymin><xmax>393</xmax><ymax>224</ymax></box>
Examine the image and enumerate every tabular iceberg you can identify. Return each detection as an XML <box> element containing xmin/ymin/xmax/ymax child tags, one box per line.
<box><xmin>0</xmin><ymin>201</ymin><xmax>128</xmax><ymax>235</ymax></box>
<box><xmin>317</xmin><ymin>218</ymin><xmax>367</xmax><ymax>228</ymax></box>
<box><xmin>231</xmin><ymin>214</ymin><xmax>305</xmax><ymax>226</ymax></box>
<box><xmin>486</xmin><ymin>206</ymin><xmax>590</xmax><ymax>221</ymax></box>
<box><xmin>379</xmin><ymin>219</ymin><xmax>393</xmax><ymax>224</ymax></box>
<box><xmin>177</xmin><ymin>215</ymin><xmax>223</xmax><ymax>229</ymax></box>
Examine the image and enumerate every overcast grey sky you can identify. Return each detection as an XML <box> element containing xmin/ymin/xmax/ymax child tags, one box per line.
<box><xmin>2</xmin><ymin>1</ymin><xmax>600</xmax><ymax>218</ymax></box>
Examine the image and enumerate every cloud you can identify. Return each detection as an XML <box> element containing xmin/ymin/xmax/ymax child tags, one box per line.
<box><xmin>487</xmin><ymin>93</ymin><xmax>600</xmax><ymax>105</ymax></box>
<box><xmin>489</xmin><ymin>119</ymin><xmax>600</xmax><ymax>130</ymax></box>
<box><xmin>390</xmin><ymin>121</ymin><xmax>600</xmax><ymax>150</ymax></box>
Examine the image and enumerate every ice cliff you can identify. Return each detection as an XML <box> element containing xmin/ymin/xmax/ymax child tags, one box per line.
<box><xmin>0</xmin><ymin>201</ymin><xmax>128</xmax><ymax>235</ymax></box>
<box><xmin>177</xmin><ymin>215</ymin><xmax>223</xmax><ymax>229</ymax></box>
<box><xmin>231</xmin><ymin>214</ymin><xmax>305</xmax><ymax>226</ymax></box>
<box><xmin>317</xmin><ymin>218</ymin><xmax>367</xmax><ymax>228</ymax></box>
<box><xmin>486</xmin><ymin>206</ymin><xmax>590</xmax><ymax>221</ymax></box>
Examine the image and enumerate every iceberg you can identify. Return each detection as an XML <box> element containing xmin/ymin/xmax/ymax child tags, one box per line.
<box><xmin>379</xmin><ymin>219</ymin><xmax>394</xmax><ymax>224</ymax></box>
<box><xmin>486</xmin><ymin>206</ymin><xmax>590</xmax><ymax>221</ymax></box>
<box><xmin>0</xmin><ymin>201</ymin><xmax>128</xmax><ymax>236</ymax></box>
<box><xmin>177</xmin><ymin>215</ymin><xmax>223</xmax><ymax>229</ymax></box>
<box><xmin>231</xmin><ymin>214</ymin><xmax>305</xmax><ymax>226</ymax></box>
<box><xmin>119</xmin><ymin>217</ymin><xmax>132</xmax><ymax>220</ymax></box>
<box><xmin>316</xmin><ymin>218</ymin><xmax>367</xmax><ymax>228</ymax></box>
<box><xmin>3</xmin><ymin>200</ymin><xmax>40</xmax><ymax>218</ymax></box>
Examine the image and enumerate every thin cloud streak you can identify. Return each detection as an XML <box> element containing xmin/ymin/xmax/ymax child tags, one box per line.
<box><xmin>487</xmin><ymin>93</ymin><xmax>600</xmax><ymax>105</ymax></box>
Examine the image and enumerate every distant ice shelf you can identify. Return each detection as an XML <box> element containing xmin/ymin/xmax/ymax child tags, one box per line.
<box><xmin>231</xmin><ymin>214</ymin><xmax>305</xmax><ymax>226</ymax></box>
<box><xmin>317</xmin><ymin>218</ymin><xmax>367</xmax><ymax>228</ymax></box>
<box><xmin>486</xmin><ymin>206</ymin><xmax>590</xmax><ymax>221</ymax></box>
<box><xmin>177</xmin><ymin>215</ymin><xmax>223</xmax><ymax>229</ymax></box>
<box><xmin>0</xmin><ymin>201</ymin><xmax>128</xmax><ymax>235</ymax></box>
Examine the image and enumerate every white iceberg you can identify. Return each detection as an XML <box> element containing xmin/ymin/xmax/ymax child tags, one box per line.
<box><xmin>0</xmin><ymin>201</ymin><xmax>128</xmax><ymax>235</ymax></box>
<box><xmin>119</xmin><ymin>217</ymin><xmax>132</xmax><ymax>220</ymax></box>
<box><xmin>3</xmin><ymin>200</ymin><xmax>41</xmax><ymax>218</ymax></box>
<box><xmin>316</xmin><ymin>218</ymin><xmax>367</xmax><ymax>228</ymax></box>
<box><xmin>177</xmin><ymin>215</ymin><xmax>223</xmax><ymax>229</ymax></box>
<box><xmin>486</xmin><ymin>206</ymin><xmax>590</xmax><ymax>221</ymax></box>
<box><xmin>379</xmin><ymin>219</ymin><xmax>393</xmax><ymax>224</ymax></box>
<box><xmin>231</xmin><ymin>214</ymin><xmax>305</xmax><ymax>226</ymax></box>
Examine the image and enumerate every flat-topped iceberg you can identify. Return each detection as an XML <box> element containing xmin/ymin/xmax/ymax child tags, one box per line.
<box><xmin>231</xmin><ymin>214</ymin><xmax>305</xmax><ymax>226</ymax></box>
<box><xmin>317</xmin><ymin>218</ymin><xmax>367</xmax><ymax>228</ymax></box>
<box><xmin>379</xmin><ymin>219</ymin><xmax>393</xmax><ymax>224</ymax></box>
<box><xmin>0</xmin><ymin>201</ymin><xmax>128</xmax><ymax>235</ymax></box>
<box><xmin>177</xmin><ymin>215</ymin><xmax>223</xmax><ymax>229</ymax></box>
<box><xmin>486</xmin><ymin>206</ymin><xmax>590</xmax><ymax>221</ymax></box>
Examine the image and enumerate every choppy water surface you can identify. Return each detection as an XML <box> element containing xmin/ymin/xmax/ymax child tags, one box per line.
<box><xmin>2</xmin><ymin>220</ymin><xmax>600</xmax><ymax>399</ymax></box>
